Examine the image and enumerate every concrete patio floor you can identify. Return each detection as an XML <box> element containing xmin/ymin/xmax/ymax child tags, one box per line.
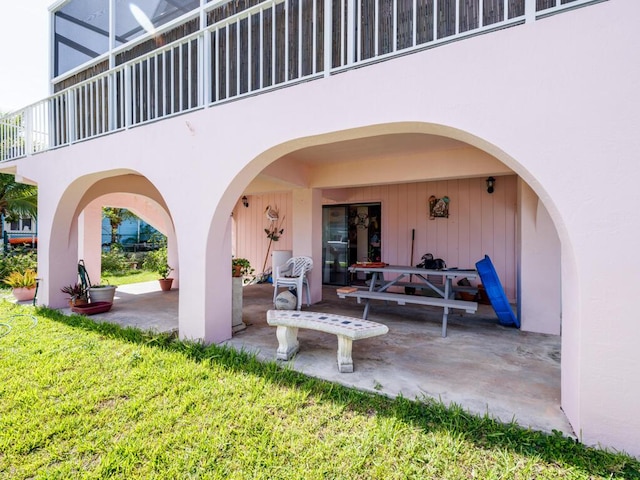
<box><xmin>70</xmin><ymin>280</ymin><xmax>574</xmax><ymax>438</ymax></box>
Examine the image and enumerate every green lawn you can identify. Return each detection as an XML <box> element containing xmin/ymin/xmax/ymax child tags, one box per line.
<box><xmin>100</xmin><ymin>270</ymin><xmax>159</xmax><ymax>286</ymax></box>
<box><xmin>1</xmin><ymin>302</ymin><xmax>638</xmax><ymax>479</ymax></box>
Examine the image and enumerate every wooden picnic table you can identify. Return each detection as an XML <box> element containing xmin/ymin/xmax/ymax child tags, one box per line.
<box><xmin>337</xmin><ymin>264</ymin><xmax>479</xmax><ymax>337</ymax></box>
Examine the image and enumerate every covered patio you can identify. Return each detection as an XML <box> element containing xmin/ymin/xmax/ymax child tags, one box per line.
<box><xmin>73</xmin><ymin>280</ymin><xmax>572</xmax><ymax>437</ymax></box>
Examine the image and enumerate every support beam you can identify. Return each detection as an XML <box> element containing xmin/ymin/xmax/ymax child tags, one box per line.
<box><xmin>78</xmin><ymin>201</ymin><xmax>103</xmax><ymax>286</ymax></box>
<box><xmin>292</xmin><ymin>188</ymin><xmax>323</xmax><ymax>305</ymax></box>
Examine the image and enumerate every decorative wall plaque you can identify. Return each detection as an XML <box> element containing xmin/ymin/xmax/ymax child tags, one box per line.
<box><xmin>429</xmin><ymin>195</ymin><xmax>449</xmax><ymax>219</ymax></box>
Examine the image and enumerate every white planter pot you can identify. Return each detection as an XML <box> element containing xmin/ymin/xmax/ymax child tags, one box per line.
<box><xmin>89</xmin><ymin>285</ymin><xmax>117</xmax><ymax>303</ymax></box>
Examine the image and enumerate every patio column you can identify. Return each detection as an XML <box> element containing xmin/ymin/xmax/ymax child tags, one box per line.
<box><xmin>292</xmin><ymin>188</ymin><xmax>322</xmax><ymax>305</ymax></box>
<box><xmin>35</xmin><ymin>184</ymin><xmax>81</xmax><ymax>309</ymax></box>
<box><xmin>78</xmin><ymin>200</ymin><xmax>103</xmax><ymax>286</ymax></box>
<box><xmin>177</xmin><ymin>210</ymin><xmax>233</xmax><ymax>343</ymax></box>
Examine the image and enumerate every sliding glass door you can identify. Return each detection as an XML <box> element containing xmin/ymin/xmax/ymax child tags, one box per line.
<box><xmin>322</xmin><ymin>206</ymin><xmax>350</xmax><ymax>285</ymax></box>
<box><xmin>322</xmin><ymin>203</ymin><xmax>381</xmax><ymax>286</ymax></box>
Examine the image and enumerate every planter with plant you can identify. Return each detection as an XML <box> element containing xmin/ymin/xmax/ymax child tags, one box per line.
<box><xmin>60</xmin><ymin>283</ymin><xmax>88</xmax><ymax>306</ymax></box>
<box><xmin>231</xmin><ymin>258</ymin><xmax>253</xmax><ymax>332</ymax></box>
<box><xmin>3</xmin><ymin>269</ymin><xmax>38</xmax><ymax>302</ymax></box>
<box><xmin>232</xmin><ymin>258</ymin><xmax>254</xmax><ymax>278</ymax></box>
<box><xmin>88</xmin><ymin>283</ymin><xmax>117</xmax><ymax>303</ymax></box>
<box><xmin>158</xmin><ymin>264</ymin><xmax>174</xmax><ymax>291</ymax></box>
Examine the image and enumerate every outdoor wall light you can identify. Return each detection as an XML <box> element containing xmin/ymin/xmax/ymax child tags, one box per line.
<box><xmin>242</xmin><ymin>196</ymin><xmax>249</xmax><ymax>208</ymax></box>
<box><xmin>486</xmin><ymin>177</ymin><xmax>495</xmax><ymax>194</ymax></box>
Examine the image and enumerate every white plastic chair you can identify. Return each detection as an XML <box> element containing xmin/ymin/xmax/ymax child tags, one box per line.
<box><xmin>272</xmin><ymin>256</ymin><xmax>313</xmax><ymax>310</ymax></box>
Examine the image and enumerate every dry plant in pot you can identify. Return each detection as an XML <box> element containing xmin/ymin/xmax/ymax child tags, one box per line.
<box><xmin>60</xmin><ymin>282</ymin><xmax>88</xmax><ymax>306</ymax></box>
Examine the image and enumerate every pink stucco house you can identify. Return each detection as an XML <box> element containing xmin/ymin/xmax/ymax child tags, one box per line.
<box><xmin>0</xmin><ymin>0</ymin><xmax>638</xmax><ymax>457</ymax></box>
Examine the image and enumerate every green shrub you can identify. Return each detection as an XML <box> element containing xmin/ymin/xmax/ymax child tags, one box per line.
<box><xmin>142</xmin><ymin>246</ymin><xmax>168</xmax><ymax>273</ymax></box>
<box><xmin>0</xmin><ymin>249</ymin><xmax>37</xmax><ymax>282</ymax></box>
<box><xmin>101</xmin><ymin>245</ymin><xmax>133</xmax><ymax>275</ymax></box>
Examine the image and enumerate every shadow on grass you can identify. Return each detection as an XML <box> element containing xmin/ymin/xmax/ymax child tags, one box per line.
<box><xmin>36</xmin><ymin>306</ymin><xmax>640</xmax><ymax>478</ymax></box>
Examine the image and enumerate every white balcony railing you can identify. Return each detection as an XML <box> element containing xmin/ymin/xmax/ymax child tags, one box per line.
<box><xmin>0</xmin><ymin>0</ymin><xmax>601</xmax><ymax>162</ymax></box>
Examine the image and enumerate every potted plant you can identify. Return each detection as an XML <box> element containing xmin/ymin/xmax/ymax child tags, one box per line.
<box><xmin>3</xmin><ymin>269</ymin><xmax>37</xmax><ymax>302</ymax></box>
<box><xmin>232</xmin><ymin>258</ymin><xmax>253</xmax><ymax>278</ymax></box>
<box><xmin>231</xmin><ymin>258</ymin><xmax>253</xmax><ymax>332</ymax></box>
<box><xmin>60</xmin><ymin>282</ymin><xmax>88</xmax><ymax>306</ymax></box>
<box><xmin>88</xmin><ymin>283</ymin><xmax>117</xmax><ymax>303</ymax></box>
<box><xmin>157</xmin><ymin>264</ymin><xmax>174</xmax><ymax>291</ymax></box>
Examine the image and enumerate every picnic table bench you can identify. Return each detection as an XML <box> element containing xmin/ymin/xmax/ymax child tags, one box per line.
<box><xmin>339</xmin><ymin>264</ymin><xmax>479</xmax><ymax>337</ymax></box>
<box><xmin>336</xmin><ymin>289</ymin><xmax>477</xmax><ymax>337</ymax></box>
<box><xmin>367</xmin><ymin>279</ymin><xmax>478</xmax><ymax>296</ymax></box>
<box><xmin>267</xmin><ymin>309</ymin><xmax>389</xmax><ymax>373</ymax></box>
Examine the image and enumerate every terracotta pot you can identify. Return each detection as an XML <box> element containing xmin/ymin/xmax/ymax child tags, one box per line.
<box><xmin>159</xmin><ymin>278</ymin><xmax>173</xmax><ymax>291</ymax></box>
<box><xmin>69</xmin><ymin>298</ymin><xmax>88</xmax><ymax>307</ymax></box>
<box><xmin>232</xmin><ymin>265</ymin><xmax>243</xmax><ymax>277</ymax></box>
<box><xmin>12</xmin><ymin>287</ymin><xmax>36</xmax><ymax>302</ymax></box>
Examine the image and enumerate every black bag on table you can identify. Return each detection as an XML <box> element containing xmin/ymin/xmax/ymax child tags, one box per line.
<box><xmin>416</xmin><ymin>253</ymin><xmax>446</xmax><ymax>270</ymax></box>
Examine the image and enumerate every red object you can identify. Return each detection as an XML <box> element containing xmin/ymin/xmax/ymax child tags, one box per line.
<box><xmin>71</xmin><ymin>301</ymin><xmax>113</xmax><ymax>315</ymax></box>
<box><xmin>8</xmin><ymin>237</ymin><xmax>37</xmax><ymax>245</ymax></box>
<box><xmin>353</xmin><ymin>262</ymin><xmax>387</xmax><ymax>268</ymax></box>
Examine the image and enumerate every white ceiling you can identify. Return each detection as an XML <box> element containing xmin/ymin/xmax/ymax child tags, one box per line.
<box><xmin>279</xmin><ymin>133</ymin><xmax>469</xmax><ymax>166</ymax></box>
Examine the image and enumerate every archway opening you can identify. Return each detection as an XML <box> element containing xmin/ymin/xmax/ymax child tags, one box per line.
<box><xmin>209</xmin><ymin>125</ymin><xmax>568</xmax><ymax>435</ymax></box>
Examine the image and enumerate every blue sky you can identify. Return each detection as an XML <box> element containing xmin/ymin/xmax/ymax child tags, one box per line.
<box><xmin>0</xmin><ymin>1</ymin><xmax>52</xmax><ymax>112</ymax></box>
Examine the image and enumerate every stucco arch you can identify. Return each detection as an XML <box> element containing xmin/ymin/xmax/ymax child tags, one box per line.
<box><xmin>206</xmin><ymin>120</ymin><xmax>567</xmax><ymax>324</ymax></box>
<box><xmin>201</xmin><ymin>118</ymin><xmax>571</xmax><ymax>425</ymax></box>
<box><xmin>213</xmin><ymin>120</ymin><xmax>570</xmax><ymax>244</ymax></box>
<box><xmin>42</xmin><ymin>170</ymin><xmax>177</xmax><ymax>308</ymax></box>
<box><xmin>211</xmin><ymin>119</ymin><xmax>572</xmax><ymax>274</ymax></box>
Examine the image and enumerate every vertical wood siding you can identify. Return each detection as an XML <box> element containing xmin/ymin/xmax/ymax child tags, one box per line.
<box><xmin>234</xmin><ymin>176</ymin><xmax>517</xmax><ymax>298</ymax></box>
<box><xmin>233</xmin><ymin>192</ymin><xmax>294</xmax><ymax>275</ymax></box>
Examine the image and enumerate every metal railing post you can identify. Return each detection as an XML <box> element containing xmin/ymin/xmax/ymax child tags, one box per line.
<box><xmin>124</xmin><ymin>66</ymin><xmax>132</xmax><ymax>128</ymax></box>
<box><xmin>347</xmin><ymin>0</ymin><xmax>355</xmax><ymax>64</ymax></box>
<box><xmin>24</xmin><ymin>107</ymin><xmax>33</xmax><ymax>156</ymax></box>
<box><xmin>525</xmin><ymin>0</ymin><xmax>536</xmax><ymax>23</ymax></box>
<box><xmin>202</xmin><ymin>30</ymin><xmax>210</xmax><ymax>106</ymax></box>
<box><xmin>324</xmin><ymin>0</ymin><xmax>332</xmax><ymax>75</ymax></box>
<box><xmin>107</xmin><ymin>71</ymin><xmax>115</xmax><ymax>131</ymax></box>
<box><xmin>66</xmin><ymin>90</ymin><xmax>76</xmax><ymax>144</ymax></box>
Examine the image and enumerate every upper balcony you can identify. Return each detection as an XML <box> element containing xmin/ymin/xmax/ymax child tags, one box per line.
<box><xmin>0</xmin><ymin>0</ymin><xmax>602</xmax><ymax>162</ymax></box>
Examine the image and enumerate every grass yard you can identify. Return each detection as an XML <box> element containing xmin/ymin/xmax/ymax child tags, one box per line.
<box><xmin>0</xmin><ymin>302</ymin><xmax>638</xmax><ymax>479</ymax></box>
<box><xmin>100</xmin><ymin>270</ymin><xmax>159</xmax><ymax>286</ymax></box>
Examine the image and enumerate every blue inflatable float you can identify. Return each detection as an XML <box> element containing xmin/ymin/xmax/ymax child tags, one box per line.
<box><xmin>475</xmin><ymin>255</ymin><xmax>519</xmax><ymax>328</ymax></box>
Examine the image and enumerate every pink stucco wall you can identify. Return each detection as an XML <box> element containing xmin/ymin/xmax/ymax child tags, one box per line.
<box><xmin>7</xmin><ymin>0</ymin><xmax>640</xmax><ymax>457</ymax></box>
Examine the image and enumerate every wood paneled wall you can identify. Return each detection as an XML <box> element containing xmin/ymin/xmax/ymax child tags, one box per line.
<box><xmin>233</xmin><ymin>192</ymin><xmax>294</xmax><ymax>275</ymax></box>
<box><xmin>234</xmin><ymin>175</ymin><xmax>517</xmax><ymax>298</ymax></box>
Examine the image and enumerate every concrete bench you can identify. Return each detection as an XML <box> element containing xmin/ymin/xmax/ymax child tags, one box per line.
<box><xmin>266</xmin><ymin>309</ymin><xmax>389</xmax><ymax>373</ymax></box>
<box><xmin>336</xmin><ymin>290</ymin><xmax>477</xmax><ymax>337</ymax></box>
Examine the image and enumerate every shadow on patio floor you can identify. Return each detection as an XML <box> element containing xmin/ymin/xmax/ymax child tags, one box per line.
<box><xmin>71</xmin><ymin>280</ymin><xmax>573</xmax><ymax>437</ymax></box>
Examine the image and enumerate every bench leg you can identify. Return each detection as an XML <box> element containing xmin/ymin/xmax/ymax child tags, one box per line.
<box><xmin>336</xmin><ymin>335</ymin><xmax>354</xmax><ymax>373</ymax></box>
<box><xmin>275</xmin><ymin>326</ymin><xmax>299</xmax><ymax>360</ymax></box>
<box><xmin>441</xmin><ymin>307</ymin><xmax>448</xmax><ymax>338</ymax></box>
<box><xmin>362</xmin><ymin>300</ymin><xmax>371</xmax><ymax>320</ymax></box>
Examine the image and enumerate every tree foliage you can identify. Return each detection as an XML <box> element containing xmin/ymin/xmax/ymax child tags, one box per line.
<box><xmin>0</xmin><ymin>173</ymin><xmax>37</xmax><ymax>221</ymax></box>
<box><xmin>102</xmin><ymin>207</ymin><xmax>137</xmax><ymax>245</ymax></box>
